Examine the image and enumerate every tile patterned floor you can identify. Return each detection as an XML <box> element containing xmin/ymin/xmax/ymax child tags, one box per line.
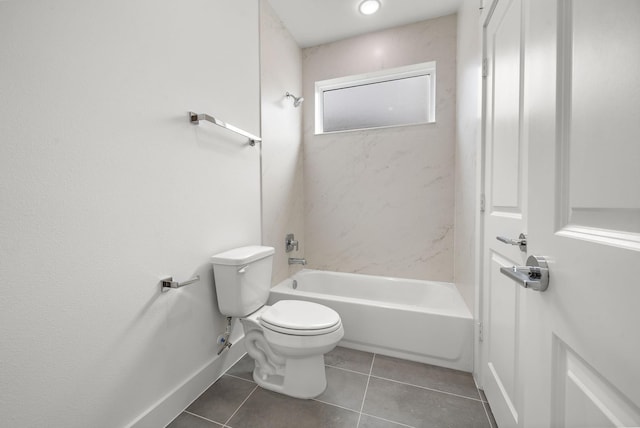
<box><xmin>167</xmin><ymin>347</ymin><xmax>498</xmax><ymax>428</ymax></box>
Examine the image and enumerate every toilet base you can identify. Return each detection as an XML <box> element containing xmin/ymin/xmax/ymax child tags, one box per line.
<box><xmin>240</xmin><ymin>305</ymin><xmax>343</xmax><ymax>399</ymax></box>
<box><xmin>252</xmin><ymin>354</ymin><xmax>327</xmax><ymax>399</ymax></box>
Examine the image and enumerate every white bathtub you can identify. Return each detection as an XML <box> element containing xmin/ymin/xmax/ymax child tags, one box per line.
<box><xmin>268</xmin><ymin>269</ymin><xmax>473</xmax><ymax>372</ymax></box>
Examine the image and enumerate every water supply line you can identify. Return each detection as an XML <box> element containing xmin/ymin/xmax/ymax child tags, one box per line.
<box><xmin>217</xmin><ymin>316</ymin><xmax>233</xmax><ymax>355</ymax></box>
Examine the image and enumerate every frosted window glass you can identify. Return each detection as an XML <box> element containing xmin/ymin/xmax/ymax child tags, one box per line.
<box><xmin>322</xmin><ymin>75</ymin><xmax>431</xmax><ymax>132</ymax></box>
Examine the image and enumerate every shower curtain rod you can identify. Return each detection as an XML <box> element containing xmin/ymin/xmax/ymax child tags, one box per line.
<box><xmin>189</xmin><ymin>111</ymin><xmax>261</xmax><ymax>146</ymax></box>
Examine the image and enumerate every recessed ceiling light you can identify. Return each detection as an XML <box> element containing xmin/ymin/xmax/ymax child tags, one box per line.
<box><xmin>359</xmin><ymin>0</ymin><xmax>381</xmax><ymax>15</ymax></box>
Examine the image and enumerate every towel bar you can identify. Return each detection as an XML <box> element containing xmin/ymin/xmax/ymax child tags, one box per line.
<box><xmin>189</xmin><ymin>112</ymin><xmax>261</xmax><ymax>146</ymax></box>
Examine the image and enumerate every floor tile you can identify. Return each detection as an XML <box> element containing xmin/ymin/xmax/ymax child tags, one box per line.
<box><xmin>372</xmin><ymin>354</ymin><xmax>480</xmax><ymax>399</ymax></box>
<box><xmin>166</xmin><ymin>412</ymin><xmax>223</xmax><ymax>428</ymax></box>
<box><xmin>186</xmin><ymin>375</ymin><xmax>256</xmax><ymax>424</ymax></box>
<box><xmin>316</xmin><ymin>366</ymin><xmax>369</xmax><ymax>411</ymax></box>
<box><xmin>227</xmin><ymin>387</ymin><xmax>360</xmax><ymax>428</ymax></box>
<box><xmin>226</xmin><ymin>354</ymin><xmax>255</xmax><ymax>382</ymax></box>
<box><xmin>362</xmin><ymin>377</ymin><xmax>490</xmax><ymax>428</ymax></box>
<box><xmin>170</xmin><ymin>351</ymin><xmax>495</xmax><ymax>428</ymax></box>
<box><xmin>358</xmin><ymin>414</ymin><xmax>412</xmax><ymax>428</ymax></box>
<box><xmin>325</xmin><ymin>346</ymin><xmax>375</xmax><ymax>374</ymax></box>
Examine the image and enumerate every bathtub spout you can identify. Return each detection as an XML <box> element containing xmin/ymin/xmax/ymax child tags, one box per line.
<box><xmin>288</xmin><ymin>257</ymin><xmax>307</xmax><ymax>265</ymax></box>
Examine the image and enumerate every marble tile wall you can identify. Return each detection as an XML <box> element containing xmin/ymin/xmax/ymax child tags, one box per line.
<box><xmin>301</xmin><ymin>15</ymin><xmax>457</xmax><ymax>281</ymax></box>
<box><xmin>260</xmin><ymin>0</ymin><xmax>305</xmax><ymax>285</ymax></box>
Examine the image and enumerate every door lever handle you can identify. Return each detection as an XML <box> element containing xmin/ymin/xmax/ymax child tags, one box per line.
<box><xmin>500</xmin><ymin>255</ymin><xmax>549</xmax><ymax>291</ymax></box>
<box><xmin>496</xmin><ymin>233</ymin><xmax>527</xmax><ymax>251</ymax></box>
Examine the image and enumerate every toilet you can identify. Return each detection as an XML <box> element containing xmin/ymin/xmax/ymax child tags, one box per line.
<box><xmin>211</xmin><ymin>245</ymin><xmax>344</xmax><ymax>399</ymax></box>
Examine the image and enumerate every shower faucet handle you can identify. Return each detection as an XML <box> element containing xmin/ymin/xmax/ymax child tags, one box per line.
<box><xmin>285</xmin><ymin>233</ymin><xmax>299</xmax><ymax>253</ymax></box>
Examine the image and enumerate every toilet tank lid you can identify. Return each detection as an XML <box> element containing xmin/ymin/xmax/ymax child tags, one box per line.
<box><xmin>211</xmin><ymin>246</ymin><xmax>275</xmax><ymax>266</ymax></box>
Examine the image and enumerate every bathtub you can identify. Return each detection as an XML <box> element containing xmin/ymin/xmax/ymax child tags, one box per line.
<box><xmin>268</xmin><ymin>269</ymin><xmax>473</xmax><ymax>372</ymax></box>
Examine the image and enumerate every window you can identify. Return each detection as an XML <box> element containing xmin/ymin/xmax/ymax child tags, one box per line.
<box><xmin>315</xmin><ymin>61</ymin><xmax>436</xmax><ymax>134</ymax></box>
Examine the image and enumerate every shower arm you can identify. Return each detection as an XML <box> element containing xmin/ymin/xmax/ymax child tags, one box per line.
<box><xmin>285</xmin><ymin>92</ymin><xmax>304</xmax><ymax>107</ymax></box>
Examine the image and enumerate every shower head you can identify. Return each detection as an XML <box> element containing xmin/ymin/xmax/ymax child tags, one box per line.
<box><xmin>286</xmin><ymin>92</ymin><xmax>304</xmax><ymax>107</ymax></box>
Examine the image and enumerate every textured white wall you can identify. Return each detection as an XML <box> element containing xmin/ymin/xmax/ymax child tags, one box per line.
<box><xmin>0</xmin><ymin>1</ymin><xmax>260</xmax><ymax>426</ymax></box>
<box><xmin>454</xmin><ymin>0</ymin><xmax>483</xmax><ymax>315</ymax></box>
<box><xmin>302</xmin><ymin>15</ymin><xmax>457</xmax><ymax>282</ymax></box>
<box><xmin>259</xmin><ymin>0</ymin><xmax>305</xmax><ymax>285</ymax></box>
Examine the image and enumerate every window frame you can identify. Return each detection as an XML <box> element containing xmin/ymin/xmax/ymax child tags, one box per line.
<box><xmin>314</xmin><ymin>61</ymin><xmax>436</xmax><ymax>135</ymax></box>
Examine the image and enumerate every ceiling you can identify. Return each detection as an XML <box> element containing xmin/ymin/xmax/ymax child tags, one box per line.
<box><xmin>267</xmin><ymin>0</ymin><xmax>463</xmax><ymax>48</ymax></box>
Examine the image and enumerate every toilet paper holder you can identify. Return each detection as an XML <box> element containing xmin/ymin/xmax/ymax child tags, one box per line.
<box><xmin>161</xmin><ymin>275</ymin><xmax>200</xmax><ymax>292</ymax></box>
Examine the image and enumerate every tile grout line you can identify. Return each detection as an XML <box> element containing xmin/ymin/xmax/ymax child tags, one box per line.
<box><xmin>223</xmin><ymin>384</ymin><xmax>259</xmax><ymax>427</ymax></box>
<box><xmin>369</xmin><ymin>373</ymin><xmax>486</xmax><ymax>403</ymax></box>
<box><xmin>312</xmin><ymin>397</ymin><xmax>362</xmax><ymax>414</ymax></box>
<box><xmin>355</xmin><ymin>353</ymin><xmax>376</xmax><ymax>428</ymax></box>
<box><xmin>325</xmin><ymin>363</ymin><xmax>371</xmax><ymax>376</ymax></box>
<box><xmin>183</xmin><ymin>410</ymin><xmax>225</xmax><ymax>426</ymax></box>
<box><xmin>360</xmin><ymin>412</ymin><xmax>417</xmax><ymax>428</ymax></box>
<box><xmin>224</xmin><ymin>373</ymin><xmax>256</xmax><ymax>384</ymax></box>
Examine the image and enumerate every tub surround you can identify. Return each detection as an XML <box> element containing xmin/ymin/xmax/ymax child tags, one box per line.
<box><xmin>302</xmin><ymin>15</ymin><xmax>457</xmax><ymax>282</ymax></box>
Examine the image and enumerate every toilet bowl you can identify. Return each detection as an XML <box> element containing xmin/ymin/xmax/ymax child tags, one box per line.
<box><xmin>241</xmin><ymin>300</ymin><xmax>343</xmax><ymax>398</ymax></box>
<box><xmin>211</xmin><ymin>246</ymin><xmax>344</xmax><ymax>399</ymax></box>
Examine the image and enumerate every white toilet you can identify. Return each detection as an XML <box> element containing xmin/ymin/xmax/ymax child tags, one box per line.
<box><xmin>211</xmin><ymin>245</ymin><xmax>344</xmax><ymax>399</ymax></box>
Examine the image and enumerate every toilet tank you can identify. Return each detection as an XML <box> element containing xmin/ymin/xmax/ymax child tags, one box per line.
<box><xmin>211</xmin><ymin>246</ymin><xmax>275</xmax><ymax>317</ymax></box>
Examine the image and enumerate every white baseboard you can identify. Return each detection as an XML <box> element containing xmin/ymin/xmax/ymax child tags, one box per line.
<box><xmin>128</xmin><ymin>336</ymin><xmax>246</xmax><ymax>428</ymax></box>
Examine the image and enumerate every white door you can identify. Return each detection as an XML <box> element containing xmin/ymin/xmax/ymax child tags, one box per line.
<box><xmin>483</xmin><ymin>0</ymin><xmax>640</xmax><ymax>427</ymax></box>
<box><xmin>481</xmin><ymin>0</ymin><xmax>528</xmax><ymax>426</ymax></box>
<box><xmin>522</xmin><ymin>0</ymin><xmax>640</xmax><ymax>426</ymax></box>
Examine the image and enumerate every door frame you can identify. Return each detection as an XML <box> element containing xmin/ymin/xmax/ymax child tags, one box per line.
<box><xmin>474</xmin><ymin>0</ymin><xmax>500</xmax><ymax>389</ymax></box>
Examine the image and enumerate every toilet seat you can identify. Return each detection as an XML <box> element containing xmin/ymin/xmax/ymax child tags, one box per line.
<box><xmin>260</xmin><ymin>300</ymin><xmax>341</xmax><ymax>336</ymax></box>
